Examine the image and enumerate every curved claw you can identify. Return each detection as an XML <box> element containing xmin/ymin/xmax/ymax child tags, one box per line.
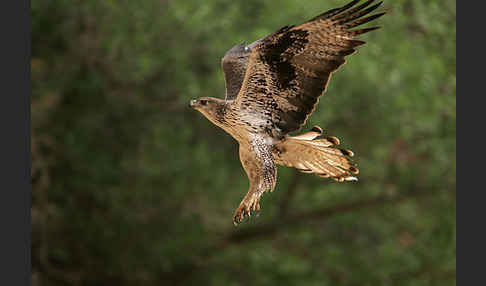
<box><xmin>232</xmin><ymin>205</ymin><xmax>247</xmax><ymax>226</ymax></box>
<box><xmin>232</xmin><ymin>194</ymin><xmax>262</xmax><ymax>226</ymax></box>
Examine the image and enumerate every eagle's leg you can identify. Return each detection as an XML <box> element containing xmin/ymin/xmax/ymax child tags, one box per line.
<box><xmin>234</xmin><ymin>142</ymin><xmax>276</xmax><ymax>225</ymax></box>
<box><xmin>233</xmin><ymin>187</ymin><xmax>262</xmax><ymax>224</ymax></box>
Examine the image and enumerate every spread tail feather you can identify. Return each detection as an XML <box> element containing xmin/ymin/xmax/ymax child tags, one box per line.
<box><xmin>274</xmin><ymin>126</ymin><xmax>359</xmax><ymax>182</ymax></box>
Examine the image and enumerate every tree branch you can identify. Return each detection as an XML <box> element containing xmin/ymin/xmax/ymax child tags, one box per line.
<box><xmin>226</xmin><ymin>189</ymin><xmax>446</xmax><ymax>244</ymax></box>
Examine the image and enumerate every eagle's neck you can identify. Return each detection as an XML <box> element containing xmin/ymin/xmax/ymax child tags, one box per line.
<box><xmin>206</xmin><ymin>103</ymin><xmax>249</xmax><ymax>143</ymax></box>
<box><xmin>201</xmin><ymin>102</ymin><xmax>231</xmax><ymax>129</ymax></box>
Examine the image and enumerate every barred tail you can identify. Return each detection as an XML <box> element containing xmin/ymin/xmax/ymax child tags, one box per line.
<box><xmin>274</xmin><ymin>126</ymin><xmax>359</xmax><ymax>182</ymax></box>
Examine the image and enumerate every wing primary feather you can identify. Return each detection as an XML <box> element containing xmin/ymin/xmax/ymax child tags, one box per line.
<box><xmin>346</xmin><ymin>26</ymin><xmax>382</xmax><ymax>37</ymax></box>
<box><xmin>344</xmin><ymin>12</ymin><xmax>386</xmax><ymax>29</ymax></box>
<box><xmin>331</xmin><ymin>0</ymin><xmax>375</xmax><ymax>20</ymax></box>
<box><xmin>336</xmin><ymin>1</ymin><xmax>384</xmax><ymax>24</ymax></box>
<box><xmin>307</xmin><ymin>0</ymin><xmax>361</xmax><ymax>22</ymax></box>
<box><xmin>348</xmin><ymin>39</ymin><xmax>366</xmax><ymax>47</ymax></box>
<box><xmin>332</xmin><ymin>0</ymin><xmax>382</xmax><ymax>22</ymax></box>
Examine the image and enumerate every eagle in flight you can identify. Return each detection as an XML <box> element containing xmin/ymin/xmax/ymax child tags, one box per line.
<box><xmin>190</xmin><ymin>0</ymin><xmax>385</xmax><ymax>225</ymax></box>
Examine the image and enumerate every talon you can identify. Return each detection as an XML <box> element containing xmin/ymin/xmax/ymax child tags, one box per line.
<box><xmin>233</xmin><ymin>192</ymin><xmax>263</xmax><ymax>225</ymax></box>
<box><xmin>244</xmin><ymin>214</ymin><xmax>250</xmax><ymax>222</ymax></box>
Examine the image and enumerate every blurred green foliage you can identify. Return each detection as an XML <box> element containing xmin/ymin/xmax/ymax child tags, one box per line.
<box><xmin>32</xmin><ymin>0</ymin><xmax>456</xmax><ymax>285</ymax></box>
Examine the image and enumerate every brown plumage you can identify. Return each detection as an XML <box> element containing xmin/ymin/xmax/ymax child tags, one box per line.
<box><xmin>190</xmin><ymin>0</ymin><xmax>385</xmax><ymax>225</ymax></box>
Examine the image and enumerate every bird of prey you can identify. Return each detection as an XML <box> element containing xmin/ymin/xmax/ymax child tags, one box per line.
<box><xmin>190</xmin><ymin>0</ymin><xmax>385</xmax><ymax>225</ymax></box>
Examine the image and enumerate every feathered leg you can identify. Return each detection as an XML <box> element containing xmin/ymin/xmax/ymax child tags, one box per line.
<box><xmin>233</xmin><ymin>143</ymin><xmax>276</xmax><ymax>225</ymax></box>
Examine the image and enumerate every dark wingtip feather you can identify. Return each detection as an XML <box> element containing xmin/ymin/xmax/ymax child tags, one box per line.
<box><xmin>332</xmin><ymin>0</ymin><xmax>377</xmax><ymax>21</ymax></box>
<box><xmin>350</xmin><ymin>39</ymin><xmax>366</xmax><ymax>47</ymax></box>
<box><xmin>338</xmin><ymin>1</ymin><xmax>384</xmax><ymax>24</ymax></box>
<box><xmin>311</xmin><ymin>125</ymin><xmax>323</xmax><ymax>134</ymax></box>
<box><xmin>345</xmin><ymin>12</ymin><xmax>386</xmax><ymax>29</ymax></box>
<box><xmin>307</xmin><ymin>0</ymin><xmax>362</xmax><ymax>22</ymax></box>
<box><xmin>350</xmin><ymin>166</ymin><xmax>360</xmax><ymax>174</ymax></box>
<box><xmin>340</xmin><ymin>148</ymin><xmax>355</xmax><ymax>157</ymax></box>
<box><xmin>348</xmin><ymin>26</ymin><xmax>382</xmax><ymax>37</ymax></box>
<box><xmin>326</xmin><ymin>136</ymin><xmax>340</xmax><ymax>146</ymax></box>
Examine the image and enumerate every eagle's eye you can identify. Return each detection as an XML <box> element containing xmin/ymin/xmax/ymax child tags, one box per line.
<box><xmin>200</xmin><ymin>99</ymin><xmax>208</xmax><ymax>106</ymax></box>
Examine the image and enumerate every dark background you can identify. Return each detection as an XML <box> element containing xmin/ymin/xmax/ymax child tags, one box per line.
<box><xmin>31</xmin><ymin>0</ymin><xmax>456</xmax><ymax>285</ymax></box>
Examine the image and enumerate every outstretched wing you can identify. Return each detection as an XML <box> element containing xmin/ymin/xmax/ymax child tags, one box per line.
<box><xmin>235</xmin><ymin>0</ymin><xmax>385</xmax><ymax>134</ymax></box>
<box><xmin>221</xmin><ymin>39</ymin><xmax>263</xmax><ymax>100</ymax></box>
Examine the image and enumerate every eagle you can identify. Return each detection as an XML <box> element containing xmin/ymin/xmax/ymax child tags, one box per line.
<box><xmin>190</xmin><ymin>0</ymin><xmax>385</xmax><ymax>225</ymax></box>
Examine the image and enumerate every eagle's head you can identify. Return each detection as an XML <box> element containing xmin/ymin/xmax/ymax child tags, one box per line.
<box><xmin>189</xmin><ymin>97</ymin><xmax>227</xmax><ymax>125</ymax></box>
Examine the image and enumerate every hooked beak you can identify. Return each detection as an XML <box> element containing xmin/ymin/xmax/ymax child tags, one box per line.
<box><xmin>189</xmin><ymin>99</ymin><xmax>197</xmax><ymax>108</ymax></box>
